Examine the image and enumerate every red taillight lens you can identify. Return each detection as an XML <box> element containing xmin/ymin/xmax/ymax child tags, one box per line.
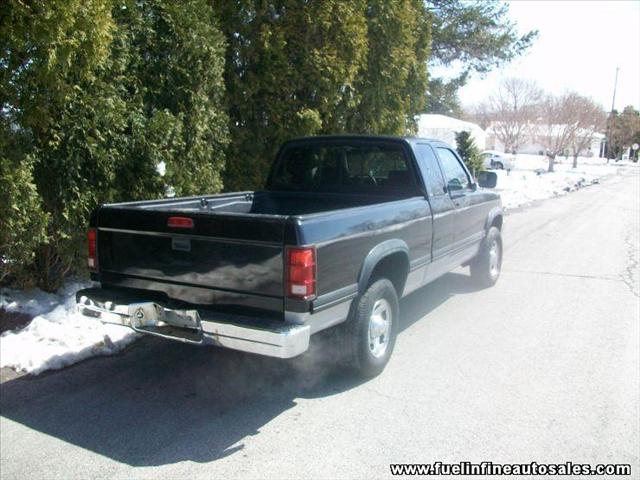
<box><xmin>167</xmin><ymin>216</ymin><xmax>194</xmax><ymax>229</ymax></box>
<box><xmin>289</xmin><ymin>248</ymin><xmax>314</xmax><ymax>268</ymax></box>
<box><xmin>287</xmin><ymin>247</ymin><xmax>316</xmax><ymax>299</ymax></box>
<box><xmin>87</xmin><ymin>228</ymin><xmax>97</xmax><ymax>270</ymax></box>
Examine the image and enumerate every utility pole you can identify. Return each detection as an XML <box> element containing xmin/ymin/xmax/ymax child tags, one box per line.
<box><xmin>606</xmin><ymin>66</ymin><xmax>620</xmax><ymax>161</ymax></box>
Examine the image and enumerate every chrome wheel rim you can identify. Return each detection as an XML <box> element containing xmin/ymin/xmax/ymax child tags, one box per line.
<box><xmin>489</xmin><ymin>239</ymin><xmax>501</xmax><ymax>278</ymax></box>
<box><xmin>368</xmin><ymin>298</ymin><xmax>392</xmax><ymax>358</ymax></box>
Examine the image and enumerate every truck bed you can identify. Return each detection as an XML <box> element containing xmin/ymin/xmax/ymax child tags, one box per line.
<box><xmin>92</xmin><ymin>190</ymin><xmax>410</xmax><ymax>320</ymax></box>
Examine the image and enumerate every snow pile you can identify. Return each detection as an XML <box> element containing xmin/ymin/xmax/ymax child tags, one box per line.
<box><xmin>0</xmin><ymin>282</ymin><xmax>138</xmax><ymax>374</ymax></box>
<box><xmin>493</xmin><ymin>155</ymin><xmax>615</xmax><ymax>210</ymax></box>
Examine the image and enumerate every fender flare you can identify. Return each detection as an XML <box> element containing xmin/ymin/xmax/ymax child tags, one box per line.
<box><xmin>484</xmin><ymin>206</ymin><xmax>504</xmax><ymax>232</ymax></box>
<box><xmin>357</xmin><ymin>239</ymin><xmax>410</xmax><ymax>293</ymax></box>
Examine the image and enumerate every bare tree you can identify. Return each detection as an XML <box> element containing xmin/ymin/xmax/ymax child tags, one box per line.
<box><xmin>537</xmin><ymin>93</ymin><xmax>581</xmax><ymax>172</ymax></box>
<box><xmin>465</xmin><ymin>102</ymin><xmax>492</xmax><ymax>130</ymax></box>
<box><xmin>569</xmin><ymin>97</ymin><xmax>606</xmax><ymax>168</ymax></box>
<box><xmin>485</xmin><ymin>78</ymin><xmax>542</xmax><ymax>152</ymax></box>
<box><xmin>537</xmin><ymin>93</ymin><xmax>606</xmax><ymax>172</ymax></box>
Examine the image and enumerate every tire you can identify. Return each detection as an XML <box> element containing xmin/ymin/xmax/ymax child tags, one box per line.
<box><xmin>344</xmin><ymin>278</ymin><xmax>399</xmax><ymax>378</ymax></box>
<box><xmin>470</xmin><ymin>226</ymin><xmax>503</xmax><ymax>287</ymax></box>
<box><xmin>494</xmin><ymin>161</ymin><xmax>504</xmax><ymax>170</ymax></box>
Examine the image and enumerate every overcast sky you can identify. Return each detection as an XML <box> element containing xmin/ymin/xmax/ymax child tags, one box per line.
<box><xmin>457</xmin><ymin>0</ymin><xmax>640</xmax><ymax>111</ymax></box>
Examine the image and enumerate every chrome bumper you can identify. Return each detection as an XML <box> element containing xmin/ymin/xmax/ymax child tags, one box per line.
<box><xmin>76</xmin><ymin>290</ymin><xmax>310</xmax><ymax>359</ymax></box>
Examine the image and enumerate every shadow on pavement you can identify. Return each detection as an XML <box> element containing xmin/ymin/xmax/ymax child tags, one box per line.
<box><xmin>399</xmin><ymin>271</ymin><xmax>483</xmax><ymax>333</ymax></box>
<box><xmin>0</xmin><ymin>272</ymin><xmax>480</xmax><ymax>467</ymax></box>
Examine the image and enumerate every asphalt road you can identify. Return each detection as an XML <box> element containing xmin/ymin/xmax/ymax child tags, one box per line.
<box><xmin>1</xmin><ymin>166</ymin><xmax>638</xmax><ymax>480</ymax></box>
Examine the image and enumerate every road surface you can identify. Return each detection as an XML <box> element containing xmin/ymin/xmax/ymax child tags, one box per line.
<box><xmin>1</xmin><ymin>166</ymin><xmax>638</xmax><ymax>479</ymax></box>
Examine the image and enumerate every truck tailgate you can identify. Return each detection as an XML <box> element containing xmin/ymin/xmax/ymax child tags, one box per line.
<box><xmin>95</xmin><ymin>207</ymin><xmax>287</xmax><ymax>317</ymax></box>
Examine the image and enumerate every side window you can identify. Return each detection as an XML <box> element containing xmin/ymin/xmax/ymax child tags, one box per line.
<box><xmin>415</xmin><ymin>144</ymin><xmax>446</xmax><ymax>196</ymax></box>
<box><xmin>437</xmin><ymin>148</ymin><xmax>470</xmax><ymax>190</ymax></box>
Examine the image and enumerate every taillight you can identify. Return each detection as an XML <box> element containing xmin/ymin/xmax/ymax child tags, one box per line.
<box><xmin>286</xmin><ymin>247</ymin><xmax>316</xmax><ymax>299</ymax></box>
<box><xmin>87</xmin><ymin>228</ymin><xmax>97</xmax><ymax>270</ymax></box>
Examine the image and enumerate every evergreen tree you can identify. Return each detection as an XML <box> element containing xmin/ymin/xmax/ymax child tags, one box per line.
<box><xmin>215</xmin><ymin>1</ymin><xmax>369</xmax><ymax>191</ymax></box>
<box><xmin>426</xmin><ymin>0</ymin><xmax>537</xmax><ymax>113</ymax></box>
<box><xmin>1</xmin><ymin>0</ymin><xmax>228</xmax><ymax>289</ymax></box>
<box><xmin>346</xmin><ymin>0</ymin><xmax>430</xmax><ymax>135</ymax></box>
<box><xmin>110</xmin><ymin>0</ymin><xmax>229</xmax><ymax>197</ymax></box>
<box><xmin>425</xmin><ymin>76</ymin><xmax>466</xmax><ymax>117</ymax></box>
<box><xmin>216</xmin><ymin>0</ymin><xmax>430</xmax><ymax>191</ymax></box>
<box><xmin>609</xmin><ymin>106</ymin><xmax>640</xmax><ymax>160</ymax></box>
<box><xmin>0</xmin><ymin>127</ymin><xmax>49</xmax><ymax>287</ymax></box>
<box><xmin>455</xmin><ymin>131</ymin><xmax>484</xmax><ymax>174</ymax></box>
<box><xmin>1</xmin><ymin>0</ymin><xmax>118</xmax><ymax>288</ymax></box>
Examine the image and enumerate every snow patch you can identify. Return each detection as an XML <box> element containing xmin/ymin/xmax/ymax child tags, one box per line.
<box><xmin>492</xmin><ymin>155</ymin><xmax>615</xmax><ymax>210</ymax></box>
<box><xmin>0</xmin><ymin>282</ymin><xmax>138</xmax><ymax>375</ymax></box>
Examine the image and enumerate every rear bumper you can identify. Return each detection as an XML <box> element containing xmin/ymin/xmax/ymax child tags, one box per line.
<box><xmin>76</xmin><ymin>288</ymin><xmax>310</xmax><ymax>358</ymax></box>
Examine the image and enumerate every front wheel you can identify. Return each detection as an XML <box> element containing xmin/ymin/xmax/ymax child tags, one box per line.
<box><xmin>470</xmin><ymin>226</ymin><xmax>502</xmax><ymax>287</ymax></box>
<box><xmin>345</xmin><ymin>278</ymin><xmax>399</xmax><ymax>378</ymax></box>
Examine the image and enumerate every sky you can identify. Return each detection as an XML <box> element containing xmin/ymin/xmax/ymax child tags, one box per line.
<box><xmin>457</xmin><ymin>0</ymin><xmax>640</xmax><ymax>111</ymax></box>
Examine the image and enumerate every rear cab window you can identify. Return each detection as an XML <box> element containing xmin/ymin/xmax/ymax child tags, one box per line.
<box><xmin>267</xmin><ymin>140</ymin><xmax>420</xmax><ymax>196</ymax></box>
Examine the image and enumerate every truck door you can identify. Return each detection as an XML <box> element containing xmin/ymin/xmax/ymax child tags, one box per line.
<box><xmin>434</xmin><ymin>146</ymin><xmax>486</xmax><ymax>255</ymax></box>
<box><xmin>414</xmin><ymin>143</ymin><xmax>456</xmax><ymax>262</ymax></box>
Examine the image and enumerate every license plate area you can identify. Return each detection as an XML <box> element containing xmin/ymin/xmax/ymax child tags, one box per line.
<box><xmin>128</xmin><ymin>302</ymin><xmax>203</xmax><ymax>344</ymax></box>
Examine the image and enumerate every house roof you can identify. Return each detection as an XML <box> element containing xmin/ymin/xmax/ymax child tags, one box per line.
<box><xmin>417</xmin><ymin>114</ymin><xmax>485</xmax><ymax>133</ymax></box>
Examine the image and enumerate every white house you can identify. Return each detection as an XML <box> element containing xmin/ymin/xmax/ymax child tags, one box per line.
<box><xmin>416</xmin><ymin>114</ymin><xmax>487</xmax><ymax>150</ymax></box>
<box><xmin>486</xmin><ymin>123</ymin><xmax>606</xmax><ymax>157</ymax></box>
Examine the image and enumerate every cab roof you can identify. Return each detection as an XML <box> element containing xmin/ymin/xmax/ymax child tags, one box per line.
<box><xmin>283</xmin><ymin>134</ymin><xmax>453</xmax><ymax>149</ymax></box>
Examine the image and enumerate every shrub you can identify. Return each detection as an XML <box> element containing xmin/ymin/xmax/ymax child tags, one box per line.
<box><xmin>0</xmin><ymin>152</ymin><xmax>49</xmax><ymax>287</ymax></box>
<box><xmin>455</xmin><ymin>130</ymin><xmax>484</xmax><ymax>174</ymax></box>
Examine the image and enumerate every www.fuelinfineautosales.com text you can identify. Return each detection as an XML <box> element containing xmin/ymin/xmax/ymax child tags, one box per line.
<box><xmin>389</xmin><ymin>461</ymin><xmax>631</xmax><ymax>476</ymax></box>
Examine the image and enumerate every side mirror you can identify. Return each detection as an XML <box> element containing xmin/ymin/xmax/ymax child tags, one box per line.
<box><xmin>477</xmin><ymin>171</ymin><xmax>497</xmax><ymax>189</ymax></box>
<box><xmin>447</xmin><ymin>179</ymin><xmax>464</xmax><ymax>192</ymax></box>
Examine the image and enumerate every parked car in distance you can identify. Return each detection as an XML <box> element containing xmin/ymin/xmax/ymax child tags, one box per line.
<box><xmin>482</xmin><ymin>150</ymin><xmax>514</xmax><ymax>170</ymax></box>
<box><xmin>77</xmin><ymin>135</ymin><xmax>503</xmax><ymax>377</ymax></box>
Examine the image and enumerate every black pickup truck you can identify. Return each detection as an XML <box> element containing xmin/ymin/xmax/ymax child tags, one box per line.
<box><xmin>77</xmin><ymin>135</ymin><xmax>502</xmax><ymax>376</ymax></box>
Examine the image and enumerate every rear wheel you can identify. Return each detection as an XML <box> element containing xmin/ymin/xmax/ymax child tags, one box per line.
<box><xmin>470</xmin><ymin>226</ymin><xmax>502</xmax><ymax>287</ymax></box>
<box><xmin>345</xmin><ymin>278</ymin><xmax>399</xmax><ymax>378</ymax></box>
